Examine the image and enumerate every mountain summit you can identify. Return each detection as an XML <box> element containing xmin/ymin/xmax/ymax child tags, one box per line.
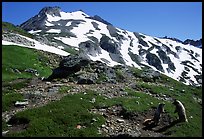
<box><xmin>3</xmin><ymin>6</ymin><xmax>202</xmax><ymax>86</ymax></box>
<box><xmin>39</xmin><ymin>6</ymin><xmax>61</xmax><ymax>16</ymax></box>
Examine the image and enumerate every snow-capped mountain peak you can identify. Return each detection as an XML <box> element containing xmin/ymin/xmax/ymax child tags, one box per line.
<box><xmin>39</xmin><ymin>6</ymin><xmax>61</xmax><ymax>17</ymax></box>
<box><xmin>2</xmin><ymin>6</ymin><xmax>202</xmax><ymax>86</ymax></box>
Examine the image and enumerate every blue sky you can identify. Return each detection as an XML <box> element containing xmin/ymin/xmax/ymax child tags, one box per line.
<box><xmin>2</xmin><ymin>2</ymin><xmax>202</xmax><ymax>41</ymax></box>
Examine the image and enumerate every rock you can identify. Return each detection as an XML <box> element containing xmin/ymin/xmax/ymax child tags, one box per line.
<box><xmin>25</xmin><ymin>68</ymin><xmax>39</xmax><ymax>76</ymax></box>
<box><xmin>61</xmin><ymin>79</ymin><xmax>68</xmax><ymax>83</ymax></box>
<box><xmin>141</xmin><ymin>68</ymin><xmax>161</xmax><ymax>82</ymax></box>
<box><xmin>77</xmin><ymin>72</ymin><xmax>98</xmax><ymax>84</ymax></box>
<box><xmin>76</xmin><ymin>125</ymin><xmax>82</xmax><ymax>129</ymax></box>
<box><xmin>117</xmin><ymin>118</ymin><xmax>125</xmax><ymax>123</ymax></box>
<box><xmin>91</xmin><ymin>118</ymin><xmax>97</xmax><ymax>122</ymax></box>
<box><xmin>34</xmin><ymin>91</ymin><xmax>41</xmax><ymax>95</ymax></box>
<box><xmin>15</xmin><ymin>100</ymin><xmax>29</xmax><ymax>107</ymax></box>
<box><xmin>12</xmin><ymin>68</ymin><xmax>21</xmax><ymax>74</ymax></box>
<box><xmin>130</xmin><ymin>84</ymin><xmax>137</xmax><ymax>89</ymax></box>
<box><xmin>169</xmin><ymin>88</ymin><xmax>174</xmax><ymax>91</ymax></box>
<box><xmin>48</xmin><ymin>87</ymin><xmax>58</xmax><ymax>96</ymax></box>
<box><xmin>79</xmin><ymin>40</ymin><xmax>101</xmax><ymax>57</ymax></box>
<box><xmin>90</xmin><ymin>98</ymin><xmax>96</xmax><ymax>103</ymax></box>
<box><xmin>45</xmin><ymin>55</ymin><xmax>90</xmax><ymax>81</ymax></box>
<box><xmin>46</xmin><ymin>82</ymin><xmax>51</xmax><ymax>85</ymax></box>
<box><xmin>53</xmin><ymin>83</ymin><xmax>64</xmax><ymax>87</ymax></box>
<box><xmin>2</xmin><ymin>33</ymin><xmax>35</xmax><ymax>47</ymax></box>
<box><xmin>120</xmin><ymin>91</ymin><xmax>128</xmax><ymax>96</ymax></box>
<box><xmin>101</xmin><ymin>124</ymin><xmax>106</xmax><ymax>128</ymax></box>
<box><xmin>39</xmin><ymin>88</ymin><xmax>45</xmax><ymax>92</ymax></box>
<box><xmin>128</xmin><ymin>130</ymin><xmax>141</xmax><ymax>137</ymax></box>
<box><xmin>2</xmin><ymin>130</ymin><xmax>9</xmax><ymax>136</ymax></box>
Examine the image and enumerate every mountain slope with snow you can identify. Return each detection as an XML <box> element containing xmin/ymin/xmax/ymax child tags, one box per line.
<box><xmin>2</xmin><ymin>6</ymin><xmax>202</xmax><ymax>86</ymax></box>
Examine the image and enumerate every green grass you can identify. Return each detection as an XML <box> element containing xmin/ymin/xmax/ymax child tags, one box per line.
<box><xmin>2</xmin><ymin>45</ymin><xmax>53</xmax><ymax>112</ymax></box>
<box><xmin>2</xmin><ymin>45</ymin><xmax>52</xmax><ymax>81</ymax></box>
<box><xmin>115</xmin><ymin>69</ymin><xmax>125</xmax><ymax>82</ymax></box>
<box><xmin>6</xmin><ymin>90</ymin><xmax>106</xmax><ymax>137</ymax></box>
<box><xmin>96</xmin><ymin>73</ymin><xmax>108</xmax><ymax>83</ymax></box>
<box><xmin>2</xmin><ymin>22</ymin><xmax>34</xmax><ymax>38</ymax></box>
<box><xmin>131</xmin><ymin>78</ymin><xmax>202</xmax><ymax>137</ymax></box>
<box><xmin>2</xmin><ymin>120</ymin><xmax>8</xmax><ymax>131</ymax></box>
<box><xmin>2</xmin><ymin>92</ymin><xmax>24</xmax><ymax>112</ymax></box>
<box><xmin>59</xmin><ymin>85</ymin><xmax>73</xmax><ymax>93</ymax></box>
<box><xmin>2</xmin><ymin>79</ymin><xmax>30</xmax><ymax>94</ymax></box>
<box><xmin>63</xmin><ymin>47</ymin><xmax>78</xmax><ymax>55</ymax></box>
<box><xmin>130</xmin><ymin>67</ymin><xmax>143</xmax><ymax>78</ymax></box>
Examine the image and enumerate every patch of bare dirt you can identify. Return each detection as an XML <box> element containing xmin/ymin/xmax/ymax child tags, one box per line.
<box><xmin>91</xmin><ymin>104</ymin><xmax>177</xmax><ymax>137</ymax></box>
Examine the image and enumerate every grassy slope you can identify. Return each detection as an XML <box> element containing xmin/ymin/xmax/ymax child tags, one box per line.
<box><xmin>2</xmin><ymin>45</ymin><xmax>52</xmax><ymax>81</ymax></box>
<box><xmin>2</xmin><ymin>45</ymin><xmax>52</xmax><ymax>112</ymax></box>
<box><xmin>2</xmin><ymin>45</ymin><xmax>202</xmax><ymax>137</ymax></box>
<box><xmin>2</xmin><ymin>22</ymin><xmax>34</xmax><ymax>38</ymax></box>
<box><xmin>6</xmin><ymin>84</ymin><xmax>202</xmax><ymax>137</ymax></box>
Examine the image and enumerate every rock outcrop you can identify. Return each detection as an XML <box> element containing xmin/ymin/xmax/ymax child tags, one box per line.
<box><xmin>44</xmin><ymin>55</ymin><xmax>90</xmax><ymax>81</ymax></box>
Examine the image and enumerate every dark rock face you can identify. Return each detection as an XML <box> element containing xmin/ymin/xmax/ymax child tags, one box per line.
<box><xmin>128</xmin><ymin>51</ymin><xmax>143</xmax><ymax>65</ymax></box>
<box><xmin>20</xmin><ymin>6</ymin><xmax>61</xmax><ymax>31</ymax></box>
<box><xmin>79</xmin><ymin>40</ymin><xmax>101</xmax><ymax>57</ymax></box>
<box><xmin>146</xmin><ymin>53</ymin><xmax>164</xmax><ymax>72</ymax></box>
<box><xmin>59</xmin><ymin>55</ymin><xmax>90</xmax><ymax>68</ymax></box>
<box><xmin>107</xmin><ymin>25</ymin><xmax>124</xmax><ymax>41</ymax></box>
<box><xmin>39</xmin><ymin>6</ymin><xmax>61</xmax><ymax>17</ymax></box>
<box><xmin>133</xmin><ymin>32</ymin><xmax>149</xmax><ymax>47</ymax></box>
<box><xmin>183</xmin><ymin>39</ymin><xmax>202</xmax><ymax>48</ymax></box>
<box><xmin>77</xmin><ymin>72</ymin><xmax>98</xmax><ymax>84</ymax></box>
<box><xmin>86</xmin><ymin>15</ymin><xmax>112</xmax><ymax>25</ymax></box>
<box><xmin>156</xmin><ymin>50</ymin><xmax>175</xmax><ymax>72</ymax></box>
<box><xmin>91</xmin><ymin>22</ymin><xmax>100</xmax><ymax>30</ymax></box>
<box><xmin>44</xmin><ymin>55</ymin><xmax>90</xmax><ymax>81</ymax></box>
<box><xmin>100</xmin><ymin>35</ymin><xmax>118</xmax><ymax>54</ymax></box>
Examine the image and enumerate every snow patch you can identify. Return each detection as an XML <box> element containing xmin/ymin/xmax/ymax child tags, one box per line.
<box><xmin>45</xmin><ymin>21</ymin><xmax>54</xmax><ymax>26</ymax></box>
<box><xmin>28</xmin><ymin>30</ymin><xmax>42</xmax><ymax>34</ymax></box>
<box><xmin>54</xmin><ymin>36</ymin><xmax>89</xmax><ymax>47</ymax></box>
<box><xmin>2</xmin><ymin>35</ymin><xmax>69</xmax><ymax>56</ymax></box>
<box><xmin>47</xmin><ymin>29</ymin><xmax>61</xmax><ymax>33</ymax></box>
<box><xmin>88</xmin><ymin>49</ymin><xmax>121</xmax><ymax>67</ymax></box>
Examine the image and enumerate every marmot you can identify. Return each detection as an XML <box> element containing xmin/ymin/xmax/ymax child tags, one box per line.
<box><xmin>172</xmin><ymin>99</ymin><xmax>188</xmax><ymax>122</ymax></box>
<box><xmin>143</xmin><ymin>103</ymin><xmax>165</xmax><ymax>125</ymax></box>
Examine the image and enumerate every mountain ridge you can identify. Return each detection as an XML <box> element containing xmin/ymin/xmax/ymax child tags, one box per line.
<box><xmin>2</xmin><ymin>6</ymin><xmax>202</xmax><ymax>86</ymax></box>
